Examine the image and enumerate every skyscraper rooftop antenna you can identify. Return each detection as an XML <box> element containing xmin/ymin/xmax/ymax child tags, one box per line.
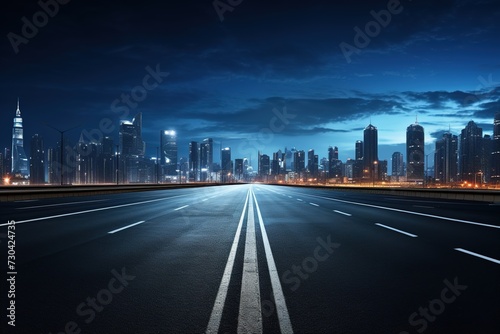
<box><xmin>16</xmin><ymin>97</ymin><xmax>20</xmax><ymax>116</ymax></box>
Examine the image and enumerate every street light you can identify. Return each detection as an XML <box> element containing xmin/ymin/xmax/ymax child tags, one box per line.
<box><xmin>156</xmin><ymin>146</ymin><xmax>159</xmax><ymax>184</ymax></box>
<box><xmin>116</xmin><ymin>144</ymin><xmax>119</xmax><ymax>185</ymax></box>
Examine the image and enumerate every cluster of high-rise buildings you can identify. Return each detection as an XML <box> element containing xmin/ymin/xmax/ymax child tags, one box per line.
<box><xmin>2</xmin><ymin>100</ymin><xmax>500</xmax><ymax>186</ymax></box>
<box><xmin>255</xmin><ymin>121</ymin><xmax>424</xmax><ymax>184</ymax></box>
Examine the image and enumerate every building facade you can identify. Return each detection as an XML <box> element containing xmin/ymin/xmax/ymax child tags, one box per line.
<box><xmin>160</xmin><ymin>130</ymin><xmax>178</xmax><ymax>177</ymax></box>
<box><xmin>406</xmin><ymin>121</ymin><xmax>425</xmax><ymax>182</ymax></box>
<box><xmin>434</xmin><ymin>132</ymin><xmax>458</xmax><ymax>184</ymax></box>
<box><xmin>363</xmin><ymin>124</ymin><xmax>378</xmax><ymax>180</ymax></box>
<box><xmin>459</xmin><ymin>121</ymin><xmax>483</xmax><ymax>182</ymax></box>
<box><xmin>30</xmin><ymin>134</ymin><xmax>45</xmax><ymax>184</ymax></box>
<box><xmin>492</xmin><ymin>113</ymin><xmax>500</xmax><ymax>183</ymax></box>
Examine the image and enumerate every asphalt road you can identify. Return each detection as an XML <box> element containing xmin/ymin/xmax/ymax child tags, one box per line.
<box><xmin>1</xmin><ymin>184</ymin><xmax>499</xmax><ymax>333</ymax></box>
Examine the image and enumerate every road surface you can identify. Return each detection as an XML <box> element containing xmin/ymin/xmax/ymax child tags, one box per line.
<box><xmin>1</xmin><ymin>184</ymin><xmax>499</xmax><ymax>333</ymax></box>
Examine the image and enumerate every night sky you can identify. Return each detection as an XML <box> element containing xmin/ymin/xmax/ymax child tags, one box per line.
<box><xmin>1</xmin><ymin>0</ymin><xmax>499</xmax><ymax>168</ymax></box>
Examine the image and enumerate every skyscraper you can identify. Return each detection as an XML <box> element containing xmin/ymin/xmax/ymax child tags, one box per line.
<box><xmin>119</xmin><ymin>112</ymin><xmax>145</xmax><ymax>183</ymax></box>
<box><xmin>285</xmin><ymin>147</ymin><xmax>296</xmax><ymax>172</ymax></box>
<box><xmin>307</xmin><ymin>149</ymin><xmax>318</xmax><ymax>176</ymax></box>
<box><xmin>30</xmin><ymin>134</ymin><xmax>45</xmax><ymax>184</ymax></box>
<box><xmin>3</xmin><ymin>148</ymin><xmax>11</xmax><ymax>177</ymax></box>
<box><xmin>391</xmin><ymin>152</ymin><xmax>404</xmax><ymax>180</ymax></box>
<box><xmin>328</xmin><ymin>146</ymin><xmax>341</xmax><ymax>178</ymax></box>
<box><xmin>492</xmin><ymin>113</ymin><xmax>500</xmax><ymax>183</ymax></box>
<box><xmin>481</xmin><ymin>135</ymin><xmax>492</xmax><ymax>183</ymax></box>
<box><xmin>11</xmin><ymin>99</ymin><xmax>28</xmax><ymax>177</ymax></box>
<box><xmin>101</xmin><ymin>136</ymin><xmax>115</xmax><ymax>183</ymax></box>
<box><xmin>200</xmin><ymin>138</ymin><xmax>213</xmax><ymax>181</ymax></box>
<box><xmin>459</xmin><ymin>121</ymin><xmax>483</xmax><ymax>182</ymax></box>
<box><xmin>406</xmin><ymin>121</ymin><xmax>425</xmax><ymax>181</ymax></box>
<box><xmin>119</xmin><ymin>112</ymin><xmax>145</xmax><ymax>157</ymax></box>
<box><xmin>363</xmin><ymin>124</ymin><xmax>378</xmax><ymax>180</ymax></box>
<box><xmin>355</xmin><ymin>140</ymin><xmax>363</xmax><ymax>160</ymax></box>
<box><xmin>293</xmin><ymin>150</ymin><xmax>305</xmax><ymax>174</ymax></box>
<box><xmin>259</xmin><ymin>154</ymin><xmax>270</xmax><ymax>177</ymax></box>
<box><xmin>47</xmin><ymin>145</ymin><xmax>60</xmax><ymax>185</ymax></box>
<box><xmin>435</xmin><ymin>133</ymin><xmax>458</xmax><ymax>184</ymax></box>
<box><xmin>189</xmin><ymin>141</ymin><xmax>198</xmax><ymax>182</ymax></box>
<box><xmin>235</xmin><ymin>158</ymin><xmax>244</xmax><ymax>180</ymax></box>
<box><xmin>160</xmin><ymin>130</ymin><xmax>178</xmax><ymax>177</ymax></box>
<box><xmin>221</xmin><ymin>147</ymin><xmax>232</xmax><ymax>182</ymax></box>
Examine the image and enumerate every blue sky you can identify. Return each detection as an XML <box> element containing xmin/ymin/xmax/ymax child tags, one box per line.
<box><xmin>0</xmin><ymin>0</ymin><xmax>498</xmax><ymax>168</ymax></box>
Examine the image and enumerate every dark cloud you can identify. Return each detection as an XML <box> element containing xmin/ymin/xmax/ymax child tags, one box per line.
<box><xmin>0</xmin><ymin>0</ymin><xmax>499</xmax><ymax>162</ymax></box>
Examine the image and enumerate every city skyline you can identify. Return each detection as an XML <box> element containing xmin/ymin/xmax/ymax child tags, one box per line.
<box><xmin>1</xmin><ymin>98</ymin><xmax>497</xmax><ymax>170</ymax></box>
<box><xmin>2</xmin><ymin>101</ymin><xmax>498</xmax><ymax>185</ymax></box>
<box><xmin>1</xmin><ymin>1</ymin><xmax>499</xmax><ymax>167</ymax></box>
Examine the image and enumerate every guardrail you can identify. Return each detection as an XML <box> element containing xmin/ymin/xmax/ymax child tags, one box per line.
<box><xmin>275</xmin><ymin>184</ymin><xmax>500</xmax><ymax>203</ymax></box>
<box><xmin>0</xmin><ymin>183</ymin><xmax>225</xmax><ymax>202</ymax></box>
<box><xmin>1</xmin><ymin>183</ymin><xmax>499</xmax><ymax>203</ymax></box>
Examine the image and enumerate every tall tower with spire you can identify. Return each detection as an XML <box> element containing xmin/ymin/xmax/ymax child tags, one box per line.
<box><xmin>11</xmin><ymin>99</ymin><xmax>29</xmax><ymax>177</ymax></box>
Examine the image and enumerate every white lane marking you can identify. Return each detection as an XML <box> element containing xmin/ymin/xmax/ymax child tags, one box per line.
<box><xmin>108</xmin><ymin>221</ymin><xmax>145</xmax><ymax>234</ymax></box>
<box><xmin>238</xmin><ymin>189</ymin><xmax>262</xmax><ymax>334</ymax></box>
<box><xmin>454</xmin><ymin>248</ymin><xmax>500</xmax><ymax>265</ymax></box>
<box><xmin>384</xmin><ymin>198</ymin><xmax>479</xmax><ymax>205</ymax></box>
<box><xmin>252</xmin><ymin>189</ymin><xmax>294</xmax><ymax>333</ymax></box>
<box><xmin>17</xmin><ymin>199</ymin><xmax>109</xmax><ymax>210</ymax></box>
<box><xmin>334</xmin><ymin>210</ymin><xmax>352</xmax><ymax>216</ymax></box>
<box><xmin>14</xmin><ymin>200</ymin><xmax>38</xmax><ymax>203</ymax></box>
<box><xmin>413</xmin><ymin>205</ymin><xmax>434</xmax><ymax>209</ymax></box>
<box><xmin>297</xmin><ymin>199</ymin><xmax>303</xmax><ymax>202</ymax></box>
<box><xmin>309</xmin><ymin>203</ymin><xmax>319</xmax><ymax>207</ymax></box>
<box><xmin>0</xmin><ymin>194</ymin><xmax>189</xmax><ymax>227</ymax></box>
<box><xmin>375</xmin><ymin>223</ymin><xmax>418</xmax><ymax>238</ymax></box>
<box><xmin>206</xmin><ymin>189</ymin><xmax>250</xmax><ymax>334</ymax></box>
<box><xmin>174</xmin><ymin>205</ymin><xmax>189</xmax><ymax>211</ymax></box>
<box><xmin>290</xmin><ymin>192</ymin><xmax>500</xmax><ymax>230</ymax></box>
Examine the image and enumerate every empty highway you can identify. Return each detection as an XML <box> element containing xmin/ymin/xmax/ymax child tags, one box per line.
<box><xmin>1</xmin><ymin>184</ymin><xmax>499</xmax><ymax>333</ymax></box>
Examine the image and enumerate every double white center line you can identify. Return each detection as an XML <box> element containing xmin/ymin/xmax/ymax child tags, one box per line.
<box><xmin>207</xmin><ymin>187</ymin><xmax>293</xmax><ymax>334</ymax></box>
<box><xmin>238</xmin><ymin>191</ymin><xmax>261</xmax><ymax>333</ymax></box>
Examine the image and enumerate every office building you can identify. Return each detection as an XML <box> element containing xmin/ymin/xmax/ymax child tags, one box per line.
<box><xmin>30</xmin><ymin>134</ymin><xmax>45</xmax><ymax>184</ymax></box>
<box><xmin>160</xmin><ymin>130</ymin><xmax>178</xmax><ymax>177</ymax></box>
<box><xmin>221</xmin><ymin>147</ymin><xmax>232</xmax><ymax>182</ymax></box>
<box><xmin>307</xmin><ymin>149</ymin><xmax>318</xmax><ymax>176</ymax></box>
<box><xmin>434</xmin><ymin>133</ymin><xmax>458</xmax><ymax>184</ymax></box>
<box><xmin>492</xmin><ymin>113</ymin><xmax>500</xmax><ymax>183</ymax></box>
<box><xmin>406</xmin><ymin>121</ymin><xmax>425</xmax><ymax>181</ymax></box>
<box><xmin>363</xmin><ymin>124</ymin><xmax>378</xmax><ymax>180</ymax></box>
<box><xmin>459</xmin><ymin>121</ymin><xmax>483</xmax><ymax>182</ymax></box>
<box><xmin>235</xmin><ymin>158</ymin><xmax>244</xmax><ymax>180</ymax></box>
<box><xmin>328</xmin><ymin>146</ymin><xmax>342</xmax><ymax>178</ymax></box>
<box><xmin>200</xmin><ymin>138</ymin><xmax>213</xmax><ymax>181</ymax></box>
<box><xmin>293</xmin><ymin>150</ymin><xmax>305</xmax><ymax>175</ymax></box>
<box><xmin>259</xmin><ymin>154</ymin><xmax>270</xmax><ymax>177</ymax></box>
<box><xmin>189</xmin><ymin>141</ymin><xmax>198</xmax><ymax>182</ymax></box>
<box><xmin>481</xmin><ymin>135</ymin><xmax>492</xmax><ymax>183</ymax></box>
<box><xmin>391</xmin><ymin>152</ymin><xmax>404</xmax><ymax>180</ymax></box>
<box><xmin>355</xmin><ymin>140</ymin><xmax>363</xmax><ymax>160</ymax></box>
